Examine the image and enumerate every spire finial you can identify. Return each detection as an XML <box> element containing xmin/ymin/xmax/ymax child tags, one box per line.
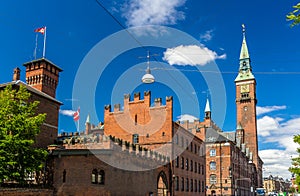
<box><xmin>242</xmin><ymin>24</ymin><xmax>245</xmax><ymax>33</ymax></box>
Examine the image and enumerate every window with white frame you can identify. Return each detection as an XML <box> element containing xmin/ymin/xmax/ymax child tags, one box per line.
<box><xmin>210</xmin><ymin>161</ymin><xmax>216</xmax><ymax>170</ymax></box>
<box><xmin>210</xmin><ymin>174</ymin><xmax>217</xmax><ymax>184</ymax></box>
<box><xmin>210</xmin><ymin>149</ymin><xmax>216</xmax><ymax>156</ymax></box>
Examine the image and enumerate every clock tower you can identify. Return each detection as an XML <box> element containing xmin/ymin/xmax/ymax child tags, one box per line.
<box><xmin>235</xmin><ymin>25</ymin><xmax>262</xmax><ymax>186</ymax></box>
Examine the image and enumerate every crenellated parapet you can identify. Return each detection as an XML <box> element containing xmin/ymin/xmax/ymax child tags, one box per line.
<box><xmin>52</xmin><ymin>134</ymin><xmax>170</xmax><ymax>165</ymax></box>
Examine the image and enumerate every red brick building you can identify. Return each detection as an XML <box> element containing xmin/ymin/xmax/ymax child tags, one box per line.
<box><xmin>50</xmin><ymin>135</ymin><xmax>171</xmax><ymax>196</ymax></box>
<box><xmin>104</xmin><ymin>91</ymin><xmax>206</xmax><ymax>196</ymax></box>
<box><xmin>0</xmin><ymin>58</ymin><xmax>62</xmax><ymax>148</ymax></box>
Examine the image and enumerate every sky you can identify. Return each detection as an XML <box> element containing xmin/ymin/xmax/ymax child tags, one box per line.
<box><xmin>0</xmin><ymin>0</ymin><xmax>299</xmax><ymax>180</ymax></box>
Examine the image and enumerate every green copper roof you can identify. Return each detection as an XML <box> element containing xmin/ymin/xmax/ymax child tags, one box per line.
<box><xmin>235</xmin><ymin>24</ymin><xmax>255</xmax><ymax>82</ymax></box>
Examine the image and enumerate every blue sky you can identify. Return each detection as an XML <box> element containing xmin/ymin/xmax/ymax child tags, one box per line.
<box><xmin>0</xmin><ymin>0</ymin><xmax>299</xmax><ymax>179</ymax></box>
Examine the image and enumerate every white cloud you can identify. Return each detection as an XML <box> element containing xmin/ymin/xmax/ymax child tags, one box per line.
<box><xmin>257</xmin><ymin>116</ymin><xmax>280</xmax><ymax>136</ymax></box>
<box><xmin>122</xmin><ymin>0</ymin><xmax>186</xmax><ymax>27</ymax></box>
<box><xmin>260</xmin><ymin>149</ymin><xmax>293</xmax><ymax>179</ymax></box>
<box><xmin>257</xmin><ymin>115</ymin><xmax>300</xmax><ymax>179</ymax></box>
<box><xmin>177</xmin><ymin>114</ymin><xmax>198</xmax><ymax>122</ymax></box>
<box><xmin>256</xmin><ymin>105</ymin><xmax>286</xmax><ymax>116</ymax></box>
<box><xmin>59</xmin><ymin>109</ymin><xmax>76</xmax><ymax>117</ymax></box>
<box><xmin>163</xmin><ymin>45</ymin><xmax>226</xmax><ymax>66</ymax></box>
<box><xmin>200</xmin><ymin>30</ymin><xmax>214</xmax><ymax>42</ymax></box>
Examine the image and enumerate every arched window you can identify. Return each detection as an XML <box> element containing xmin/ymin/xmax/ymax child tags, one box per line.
<box><xmin>98</xmin><ymin>170</ymin><xmax>105</xmax><ymax>185</ymax></box>
<box><xmin>91</xmin><ymin>169</ymin><xmax>98</xmax><ymax>184</ymax></box>
<box><xmin>157</xmin><ymin>171</ymin><xmax>168</xmax><ymax>196</ymax></box>
<box><xmin>175</xmin><ymin>176</ymin><xmax>179</xmax><ymax>191</ymax></box>
<box><xmin>210</xmin><ymin>174</ymin><xmax>217</xmax><ymax>184</ymax></box>
<box><xmin>181</xmin><ymin>177</ymin><xmax>184</xmax><ymax>191</ymax></box>
<box><xmin>210</xmin><ymin>161</ymin><xmax>216</xmax><ymax>170</ymax></box>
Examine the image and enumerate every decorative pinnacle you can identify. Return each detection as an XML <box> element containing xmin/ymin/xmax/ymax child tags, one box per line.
<box><xmin>242</xmin><ymin>24</ymin><xmax>246</xmax><ymax>33</ymax></box>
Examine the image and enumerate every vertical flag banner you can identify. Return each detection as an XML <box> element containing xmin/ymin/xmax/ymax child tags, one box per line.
<box><xmin>34</xmin><ymin>26</ymin><xmax>47</xmax><ymax>58</ymax></box>
<box><xmin>73</xmin><ymin>107</ymin><xmax>80</xmax><ymax>133</ymax></box>
<box><xmin>73</xmin><ymin>107</ymin><xmax>80</xmax><ymax>121</ymax></box>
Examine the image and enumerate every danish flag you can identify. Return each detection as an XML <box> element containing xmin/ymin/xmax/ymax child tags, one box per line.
<box><xmin>34</xmin><ymin>27</ymin><xmax>45</xmax><ymax>35</ymax></box>
<box><xmin>73</xmin><ymin>108</ymin><xmax>80</xmax><ymax>121</ymax></box>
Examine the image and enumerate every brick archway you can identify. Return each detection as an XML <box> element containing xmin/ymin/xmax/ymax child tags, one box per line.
<box><xmin>157</xmin><ymin>171</ymin><xmax>168</xmax><ymax>196</ymax></box>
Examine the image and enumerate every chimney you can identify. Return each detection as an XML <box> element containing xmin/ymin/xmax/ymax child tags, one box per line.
<box><xmin>13</xmin><ymin>67</ymin><xmax>20</xmax><ymax>81</ymax></box>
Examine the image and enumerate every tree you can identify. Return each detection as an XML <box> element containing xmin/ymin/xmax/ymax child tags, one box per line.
<box><xmin>287</xmin><ymin>3</ymin><xmax>300</xmax><ymax>27</ymax></box>
<box><xmin>289</xmin><ymin>134</ymin><xmax>300</xmax><ymax>186</ymax></box>
<box><xmin>0</xmin><ymin>85</ymin><xmax>47</xmax><ymax>185</ymax></box>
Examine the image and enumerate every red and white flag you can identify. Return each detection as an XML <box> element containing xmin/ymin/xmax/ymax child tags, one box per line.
<box><xmin>73</xmin><ymin>107</ymin><xmax>80</xmax><ymax>121</ymax></box>
<box><xmin>34</xmin><ymin>27</ymin><xmax>45</xmax><ymax>35</ymax></box>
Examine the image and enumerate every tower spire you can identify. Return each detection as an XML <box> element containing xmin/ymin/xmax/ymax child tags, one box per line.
<box><xmin>240</xmin><ymin>24</ymin><xmax>250</xmax><ymax>60</ymax></box>
<box><xmin>235</xmin><ymin>24</ymin><xmax>255</xmax><ymax>82</ymax></box>
<box><xmin>204</xmin><ymin>98</ymin><xmax>211</xmax><ymax>119</ymax></box>
<box><xmin>205</xmin><ymin>98</ymin><xmax>211</xmax><ymax>112</ymax></box>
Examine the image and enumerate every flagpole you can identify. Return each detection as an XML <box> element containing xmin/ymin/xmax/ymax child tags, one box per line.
<box><xmin>77</xmin><ymin>119</ymin><xmax>79</xmax><ymax>133</ymax></box>
<box><xmin>34</xmin><ymin>33</ymin><xmax>38</xmax><ymax>59</ymax></box>
<box><xmin>42</xmin><ymin>26</ymin><xmax>47</xmax><ymax>58</ymax></box>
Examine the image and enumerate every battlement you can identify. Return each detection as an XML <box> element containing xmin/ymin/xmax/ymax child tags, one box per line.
<box><xmin>104</xmin><ymin>91</ymin><xmax>173</xmax><ymax>113</ymax></box>
<box><xmin>50</xmin><ymin>134</ymin><xmax>170</xmax><ymax>165</ymax></box>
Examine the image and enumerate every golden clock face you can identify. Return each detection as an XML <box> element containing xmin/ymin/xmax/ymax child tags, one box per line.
<box><xmin>240</xmin><ymin>84</ymin><xmax>250</xmax><ymax>93</ymax></box>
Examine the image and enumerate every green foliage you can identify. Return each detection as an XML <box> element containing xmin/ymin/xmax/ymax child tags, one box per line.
<box><xmin>289</xmin><ymin>135</ymin><xmax>300</xmax><ymax>186</ymax></box>
<box><xmin>0</xmin><ymin>85</ymin><xmax>47</xmax><ymax>184</ymax></box>
<box><xmin>287</xmin><ymin>3</ymin><xmax>300</xmax><ymax>27</ymax></box>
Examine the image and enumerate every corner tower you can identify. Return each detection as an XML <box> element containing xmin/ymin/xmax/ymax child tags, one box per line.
<box><xmin>235</xmin><ymin>25</ymin><xmax>258</xmax><ymax>166</ymax></box>
<box><xmin>23</xmin><ymin>58</ymin><xmax>62</xmax><ymax>98</ymax></box>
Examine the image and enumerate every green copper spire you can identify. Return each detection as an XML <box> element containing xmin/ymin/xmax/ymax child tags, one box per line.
<box><xmin>240</xmin><ymin>24</ymin><xmax>250</xmax><ymax>60</ymax></box>
<box><xmin>235</xmin><ymin>24</ymin><xmax>255</xmax><ymax>82</ymax></box>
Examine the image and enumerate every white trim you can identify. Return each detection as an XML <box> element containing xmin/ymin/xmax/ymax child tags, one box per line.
<box><xmin>43</xmin><ymin>123</ymin><xmax>58</xmax><ymax>129</ymax></box>
<box><xmin>235</xmin><ymin>80</ymin><xmax>255</xmax><ymax>85</ymax></box>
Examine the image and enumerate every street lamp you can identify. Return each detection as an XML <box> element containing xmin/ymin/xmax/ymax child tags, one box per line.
<box><xmin>141</xmin><ymin>51</ymin><xmax>155</xmax><ymax>84</ymax></box>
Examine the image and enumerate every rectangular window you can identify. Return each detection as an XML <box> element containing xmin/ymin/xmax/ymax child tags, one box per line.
<box><xmin>194</xmin><ymin>179</ymin><xmax>197</xmax><ymax>192</ymax></box>
<box><xmin>181</xmin><ymin>177</ymin><xmax>184</xmax><ymax>191</ymax></box>
<box><xmin>175</xmin><ymin>156</ymin><xmax>179</xmax><ymax>168</ymax></box>
<box><xmin>194</xmin><ymin>162</ymin><xmax>197</xmax><ymax>173</ymax></box>
<box><xmin>186</xmin><ymin>178</ymin><xmax>189</xmax><ymax>192</ymax></box>
<box><xmin>181</xmin><ymin>157</ymin><xmax>184</xmax><ymax>169</ymax></box>
<box><xmin>175</xmin><ymin>176</ymin><xmax>179</xmax><ymax>191</ymax></box>
<box><xmin>190</xmin><ymin>179</ymin><xmax>193</xmax><ymax>192</ymax></box>
<box><xmin>198</xmin><ymin>181</ymin><xmax>201</xmax><ymax>192</ymax></box>
<box><xmin>210</xmin><ymin>161</ymin><xmax>216</xmax><ymax>170</ymax></box>
<box><xmin>210</xmin><ymin>175</ymin><xmax>217</xmax><ymax>184</ymax></box>
<box><xmin>132</xmin><ymin>134</ymin><xmax>139</xmax><ymax>144</ymax></box>
<box><xmin>202</xmin><ymin>181</ymin><xmax>205</xmax><ymax>192</ymax></box>
<box><xmin>210</xmin><ymin>149</ymin><xmax>216</xmax><ymax>156</ymax></box>
<box><xmin>190</xmin><ymin>160</ymin><xmax>193</xmax><ymax>171</ymax></box>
